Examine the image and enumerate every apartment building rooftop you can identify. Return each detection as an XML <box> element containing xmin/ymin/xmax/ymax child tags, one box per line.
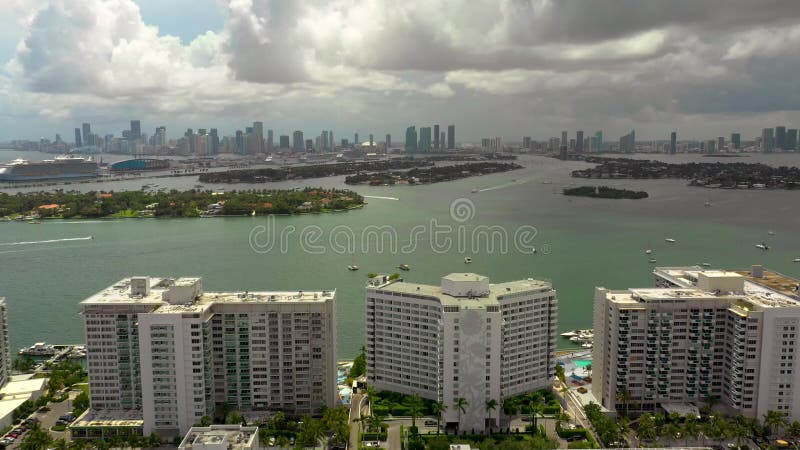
<box><xmin>81</xmin><ymin>276</ymin><xmax>334</xmax><ymax>309</ymax></box>
<box><xmin>178</xmin><ymin>425</ymin><xmax>258</xmax><ymax>450</ymax></box>
<box><xmin>72</xmin><ymin>409</ymin><xmax>144</xmax><ymax>428</ymax></box>
<box><xmin>368</xmin><ymin>273</ymin><xmax>552</xmax><ymax>308</ymax></box>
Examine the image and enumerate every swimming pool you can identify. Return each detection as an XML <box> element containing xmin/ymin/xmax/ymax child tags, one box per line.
<box><xmin>574</xmin><ymin>360</ymin><xmax>592</xmax><ymax>368</ymax></box>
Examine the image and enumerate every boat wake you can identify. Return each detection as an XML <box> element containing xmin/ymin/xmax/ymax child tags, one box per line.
<box><xmin>363</xmin><ymin>195</ymin><xmax>399</xmax><ymax>201</ymax></box>
<box><xmin>479</xmin><ymin>179</ymin><xmax>528</xmax><ymax>192</ymax></box>
<box><xmin>0</xmin><ymin>236</ymin><xmax>94</xmax><ymax>247</ymax></box>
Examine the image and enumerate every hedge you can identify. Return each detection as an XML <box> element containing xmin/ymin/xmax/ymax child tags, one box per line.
<box><xmin>362</xmin><ymin>432</ymin><xmax>388</xmax><ymax>441</ymax></box>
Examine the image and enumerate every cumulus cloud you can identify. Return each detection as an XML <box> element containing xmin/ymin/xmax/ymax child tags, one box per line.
<box><xmin>1</xmin><ymin>0</ymin><xmax>800</xmax><ymax>140</ymax></box>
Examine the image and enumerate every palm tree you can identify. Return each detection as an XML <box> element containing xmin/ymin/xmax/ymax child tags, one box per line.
<box><xmin>615</xmin><ymin>389</ymin><xmax>631</xmax><ymax>417</ymax></box>
<box><xmin>555</xmin><ymin>411</ymin><xmax>571</xmax><ymax>431</ymax></box>
<box><xmin>485</xmin><ymin>399</ymin><xmax>498</xmax><ymax>432</ymax></box>
<box><xmin>684</xmin><ymin>414</ymin><xmax>701</xmax><ymax>445</ymax></box>
<box><xmin>526</xmin><ymin>393</ymin><xmax>544</xmax><ymax>430</ymax></box>
<box><xmin>730</xmin><ymin>416</ymin><xmax>752</xmax><ymax>448</ymax></box>
<box><xmin>365</xmin><ymin>386</ymin><xmax>378</xmax><ymax>415</ymax></box>
<box><xmin>431</xmin><ymin>401</ymin><xmax>447</xmax><ymax>435</ymax></box>
<box><xmin>20</xmin><ymin>422</ymin><xmax>54</xmax><ymax>450</ymax></box>
<box><xmin>637</xmin><ymin>413</ymin><xmax>657</xmax><ymax>443</ymax></box>
<box><xmin>52</xmin><ymin>438</ymin><xmax>70</xmax><ymax>450</ymax></box>
<box><xmin>661</xmin><ymin>422</ymin><xmax>681</xmax><ymax>446</ymax></box>
<box><xmin>407</xmin><ymin>394</ymin><xmax>424</xmax><ymax>428</ymax></box>
<box><xmin>787</xmin><ymin>421</ymin><xmax>800</xmax><ymax>445</ymax></box>
<box><xmin>618</xmin><ymin>416</ymin><xmax>631</xmax><ymax>446</ymax></box>
<box><xmin>585</xmin><ymin>363</ymin><xmax>593</xmax><ymax>378</ymax></box>
<box><xmin>765</xmin><ymin>410</ymin><xmax>789</xmax><ymax>437</ymax></box>
<box><xmin>455</xmin><ymin>397</ymin><xmax>468</xmax><ymax>433</ymax></box>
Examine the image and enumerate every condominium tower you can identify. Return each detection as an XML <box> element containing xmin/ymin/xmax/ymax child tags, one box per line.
<box><xmin>593</xmin><ymin>265</ymin><xmax>800</xmax><ymax>420</ymax></box>
<box><xmin>0</xmin><ymin>299</ymin><xmax>9</xmax><ymax>388</ymax></box>
<box><xmin>366</xmin><ymin>273</ymin><xmax>558</xmax><ymax>432</ymax></box>
<box><xmin>81</xmin><ymin>277</ymin><xmax>337</xmax><ymax>438</ymax></box>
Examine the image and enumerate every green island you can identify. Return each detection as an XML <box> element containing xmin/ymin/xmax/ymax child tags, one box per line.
<box><xmin>0</xmin><ymin>188</ymin><xmax>364</xmax><ymax>219</ymax></box>
<box><xmin>562</xmin><ymin>186</ymin><xmax>648</xmax><ymax>199</ymax></box>
<box><xmin>345</xmin><ymin>162</ymin><xmax>522</xmax><ymax>185</ymax></box>
<box><xmin>198</xmin><ymin>159</ymin><xmax>433</xmax><ymax>184</ymax></box>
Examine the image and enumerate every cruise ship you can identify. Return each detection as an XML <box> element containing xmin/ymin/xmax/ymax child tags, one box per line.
<box><xmin>0</xmin><ymin>155</ymin><xmax>98</xmax><ymax>181</ymax></box>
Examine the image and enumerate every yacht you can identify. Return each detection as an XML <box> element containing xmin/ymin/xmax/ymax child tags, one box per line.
<box><xmin>794</xmin><ymin>258</ymin><xmax>800</xmax><ymax>263</ymax></box>
<box><xmin>755</xmin><ymin>243</ymin><xmax>770</xmax><ymax>251</ymax></box>
<box><xmin>347</xmin><ymin>265</ymin><xmax>359</xmax><ymax>271</ymax></box>
<box><xmin>471</xmin><ymin>188</ymin><xmax>479</xmax><ymax>193</ymax></box>
<box><xmin>649</xmin><ymin>258</ymin><xmax>657</xmax><ymax>263</ymax></box>
<box><xmin>645</xmin><ymin>249</ymin><xmax>652</xmax><ymax>255</ymax></box>
<box><xmin>464</xmin><ymin>257</ymin><xmax>472</xmax><ymax>264</ymax></box>
<box><xmin>665</xmin><ymin>238</ymin><xmax>676</xmax><ymax>243</ymax></box>
<box><xmin>701</xmin><ymin>262</ymin><xmax>712</xmax><ymax>267</ymax></box>
<box><xmin>19</xmin><ymin>342</ymin><xmax>57</xmax><ymax>356</ymax></box>
<box><xmin>398</xmin><ymin>264</ymin><xmax>410</xmax><ymax>271</ymax></box>
<box><xmin>768</xmin><ymin>230</ymin><xmax>775</xmax><ymax>236</ymax></box>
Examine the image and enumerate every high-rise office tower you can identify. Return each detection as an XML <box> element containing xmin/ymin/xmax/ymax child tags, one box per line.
<box><xmin>706</xmin><ymin>139</ymin><xmax>716</xmax><ymax>153</ymax></box>
<box><xmin>209</xmin><ymin>129</ymin><xmax>219</xmax><ymax>154</ymax></box>
<box><xmin>78</xmin><ymin>277</ymin><xmax>337</xmax><ymax>439</ymax></box>
<box><xmin>385</xmin><ymin>134</ymin><xmax>391</xmax><ymax>149</ymax></box>
<box><xmin>251</xmin><ymin>122</ymin><xmax>264</xmax><ymax>153</ymax></box>
<box><xmin>418</xmin><ymin>127</ymin><xmax>431</xmax><ymax>152</ymax></box>
<box><xmin>279</xmin><ymin>135</ymin><xmax>290</xmax><ymax>149</ymax></box>
<box><xmin>576</xmin><ymin>131</ymin><xmax>584</xmax><ymax>153</ymax></box>
<box><xmin>440</xmin><ymin>132</ymin><xmax>445</xmax><ymax>151</ymax></box>
<box><xmin>775</xmin><ymin>126</ymin><xmax>787</xmax><ymax>150</ymax></box>
<box><xmin>561</xmin><ymin>131</ymin><xmax>568</xmax><ymax>149</ymax></box>
<box><xmin>594</xmin><ymin>265</ymin><xmax>800</xmax><ymax>422</ymax></box>
<box><xmin>594</xmin><ymin>131</ymin><xmax>603</xmax><ymax>152</ymax></box>
<box><xmin>0</xmin><ymin>299</ymin><xmax>9</xmax><ymax>388</ymax></box>
<box><xmin>670</xmin><ymin>131</ymin><xmax>677</xmax><ymax>154</ymax></box>
<box><xmin>731</xmin><ymin>133</ymin><xmax>741</xmax><ymax>150</ymax></box>
<box><xmin>292</xmin><ymin>131</ymin><xmax>304</xmax><ymax>151</ymax></box>
<box><xmin>321</xmin><ymin>131</ymin><xmax>329</xmax><ymax>151</ymax></box>
<box><xmin>81</xmin><ymin>123</ymin><xmax>91</xmax><ymax>147</ymax></box>
<box><xmin>329</xmin><ymin>131</ymin><xmax>334</xmax><ymax>150</ymax></box>
<box><xmin>433</xmin><ymin>124</ymin><xmax>440</xmax><ymax>149</ymax></box>
<box><xmin>405</xmin><ymin>126</ymin><xmax>417</xmax><ymax>152</ymax></box>
<box><xmin>523</xmin><ymin>137</ymin><xmax>531</xmax><ymax>149</ymax></box>
<box><xmin>354</xmin><ymin>133</ymin><xmax>359</xmax><ymax>147</ymax></box>
<box><xmin>762</xmin><ymin>128</ymin><xmax>774</xmax><ymax>153</ymax></box>
<box><xmin>366</xmin><ymin>273</ymin><xmax>558</xmax><ymax>432</ymax></box>
<box><xmin>447</xmin><ymin>125</ymin><xmax>455</xmax><ymax>149</ymax></box>
<box><xmin>305</xmin><ymin>139</ymin><xmax>313</xmax><ymax>151</ymax></box>
<box><xmin>619</xmin><ymin>130</ymin><xmax>635</xmax><ymax>153</ymax></box>
<box><xmin>717</xmin><ymin>136</ymin><xmax>725</xmax><ymax>152</ymax></box>
<box><xmin>266</xmin><ymin>129</ymin><xmax>274</xmax><ymax>152</ymax></box>
<box><xmin>185</xmin><ymin>129</ymin><xmax>195</xmax><ymax>154</ymax></box>
<box><xmin>235</xmin><ymin>130</ymin><xmax>245</xmax><ymax>155</ymax></box>
<box><xmin>75</xmin><ymin>128</ymin><xmax>82</xmax><ymax>147</ymax></box>
<box><xmin>787</xmin><ymin>129</ymin><xmax>798</xmax><ymax>151</ymax></box>
<box><xmin>130</xmin><ymin>120</ymin><xmax>141</xmax><ymax>140</ymax></box>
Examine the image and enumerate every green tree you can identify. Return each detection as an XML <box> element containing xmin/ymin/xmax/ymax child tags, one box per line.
<box><xmin>526</xmin><ymin>393</ymin><xmax>544</xmax><ymax>430</ymax></box>
<box><xmin>455</xmin><ymin>397</ymin><xmax>468</xmax><ymax>433</ymax></box>
<box><xmin>554</xmin><ymin>364</ymin><xmax>566</xmax><ymax>385</ymax></box>
<box><xmin>225</xmin><ymin>410</ymin><xmax>242</xmax><ymax>425</ymax></box>
<box><xmin>195</xmin><ymin>415</ymin><xmax>213</xmax><ymax>427</ymax></box>
<box><xmin>72</xmin><ymin>390</ymin><xmax>90</xmax><ymax>417</ymax></box>
<box><xmin>432</xmin><ymin>401</ymin><xmax>447</xmax><ymax>435</ymax></box>
<box><xmin>637</xmin><ymin>413</ymin><xmax>657</xmax><ymax>443</ymax></box>
<box><xmin>485</xmin><ymin>398</ymin><xmax>498</xmax><ymax>431</ymax></box>
<box><xmin>683</xmin><ymin>414</ymin><xmax>701</xmax><ymax>445</ymax></box>
<box><xmin>406</xmin><ymin>394</ymin><xmax>424</xmax><ymax>428</ymax></box>
<box><xmin>764</xmin><ymin>410</ymin><xmax>789</xmax><ymax>437</ymax></box>
<box><xmin>349</xmin><ymin>346</ymin><xmax>367</xmax><ymax>379</ymax></box>
<box><xmin>148</xmin><ymin>432</ymin><xmax>162</xmax><ymax>448</ymax></box>
<box><xmin>20</xmin><ymin>422</ymin><xmax>53</xmax><ymax>450</ymax></box>
<box><xmin>615</xmin><ymin>389</ymin><xmax>631</xmax><ymax>417</ymax></box>
<box><xmin>661</xmin><ymin>422</ymin><xmax>681</xmax><ymax>446</ymax></box>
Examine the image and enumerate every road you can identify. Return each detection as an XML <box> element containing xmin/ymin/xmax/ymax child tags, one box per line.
<box><xmin>349</xmin><ymin>393</ymin><xmax>364</xmax><ymax>450</ymax></box>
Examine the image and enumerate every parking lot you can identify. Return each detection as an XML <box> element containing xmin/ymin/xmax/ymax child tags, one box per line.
<box><xmin>2</xmin><ymin>389</ymin><xmax>79</xmax><ymax>449</ymax></box>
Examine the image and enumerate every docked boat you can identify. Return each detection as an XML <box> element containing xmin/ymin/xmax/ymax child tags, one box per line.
<box><xmin>756</xmin><ymin>243</ymin><xmax>770</xmax><ymax>251</ymax></box>
<box><xmin>464</xmin><ymin>257</ymin><xmax>472</xmax><ymax>264</ymax></box>
<box><xmin>347</xmin><ymin>265</ymin><xmax>359</xmax><ymax>271</ymax></box>
<box><xmin>19</xmin><ymin>342</ymin><xmax>57</xmax><ymax>356</ymax></box>
<box><xmin>665</xmin><ymin>238</ymin><xmax>676</xmax><ymax>243</ymax></box>
<box><xmin>398</xmin><ymin>264</ymin><xmax>410</xmax><ymax>271</ymax></box>
<box><xmin>701</xmin><ymin>262</ymin><xmax>712</xmax><ymax>267</ymax></box>
<box><xmin>794</xmin><ymin>258</ymin><xmax>800</xmax><ymax>263</ymax></box>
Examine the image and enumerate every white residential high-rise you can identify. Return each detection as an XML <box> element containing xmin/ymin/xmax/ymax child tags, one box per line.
<box><xmin>366</xmin><ymin>273</ymin><xmax>558</xmax><ymax>432</ymax></box>
<box><xmin>593</xmin><ymin>265</ymin><xmax>800</xmax><ymax>420</ymax></box>
<box><xmin>79</xmin><ymin>277</ymin><xmax>337</xmax><ymax>438</ymax></box>
<box><xmin>0</xmin><ymin>299</ymin><xmax>9</xmax><ymax>388</ymax></box>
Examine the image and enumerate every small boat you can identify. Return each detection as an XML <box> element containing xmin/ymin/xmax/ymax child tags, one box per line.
<box><xmin>649</xmin><ymin>258</ymin><xmax>657</xmax><ymax>263</ymax></box>
<box><xmin>471</xmin><ymin>188</ymin><xmax>479</xmax><ymax>193</ymax></box>
<box><xmin>347</xmin><ymin>265</ymin><xmax>359</xmax><ymax>271</ymax></box>
<box><xmin>464</xmin><ymin>257</ymin><xmax>472</xmax><ymax>264</ymax></box>
<box><xmin>27</xmin><ymin>220</ymin><xmax>41</xmax><ymax>224</ymax></box>
<box><xmin>645</xmin><ymin>249</ymin><xmax>652</xmax><ymax>255</ymax></box>
<box><xmin>398</xmin><ymin>264</ymin><xmax>410</xmax><ymax>271</ymax></box>
<box><xmin>701</xmin><ymin>262</ymin><xmax>711</xmax><ymax>267</ymax></box>
<box><xmin>768</xmin><ymin>230</ymin><xmax>775</xmax><ymax>236</ymax></box>
<box><xmin>19</xmin><ymin>342</ymin><xmax>57</xmax><ymax>356</ymax></box>
<box><xmin>251</xmin><ymin>210</ymin><xmax>256</xmax><ymax>217</ymax></box>
<box><xmin>581</xmin><ymin>343</ymin><xmax>593</xmax><ymax>349</ymax></box>
<box><xmin>794</xmin><ymin>258</ymin><xmax>800</xmax><ymax>263</ymax></box>
<box><xmin>665</xmin><ymin>238</ymin><xmax>676</xmax><ymax>243</ymax></box>
<box><xmin>756</xmin><ymin>243</ymin><xmax>770</xmax><ymax>251</ymax></box>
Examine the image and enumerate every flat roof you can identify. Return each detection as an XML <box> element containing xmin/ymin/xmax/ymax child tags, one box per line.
<box><xmin>0</xmin><ymin>378</ymin><xmax>46</xmax><ymax>397</ymax></box>
<box><xmin>71</xmin><ymin>409</ymin><xmax>144</xmax><ymax>428</ymax></box>
<box><xmin>198</xmin><ymin>290</ymin><xmax>334</xmax><ymax>305</ymax></box>
<box><xmin>369</xmin><ymin>275</ymin><xmax>552</xmax><ymax>308</ymax></box>
<box><xmin>735</xmin><ymin>269</ymin><xmax>800</xmax><ymax>299</ymax></box>
<box><xmin>179</xmin><ymin>425</ymin><xmax>258</xmax><ymax>449</ymax></box>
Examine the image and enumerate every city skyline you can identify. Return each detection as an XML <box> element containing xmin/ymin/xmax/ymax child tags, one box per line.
<box><xmin>0</xmin><ymin>1</ymin><xmax>799</xmax><ymax>141</ymax></box>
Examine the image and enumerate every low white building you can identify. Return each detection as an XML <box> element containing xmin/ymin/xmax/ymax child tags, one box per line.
<box><xmin>178</xmin><ymin>425</ymin><xmax>258</xmax><ymax>450</ymax></box>
<box><xmin>366</xmin><ymin>273</ymin><xmax>558</xmax><ymax>432</ymax></box>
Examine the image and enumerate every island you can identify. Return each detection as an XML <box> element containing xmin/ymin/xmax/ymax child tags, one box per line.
<box><xmin>198</xmin><ymin>159</ymin><xmax>433</xmax><ymax>184</ymax></box>
<box><xmin>571</xmin><ymin>157</ymin><xmax>800</xmax><ymax>189</ymax></box>
<box><xmin>563</xmin><ymin>186</ymin><xmax>649</xmax><ymax>199</ymax></box>
<box><xmin>0</xmin><ymin>188</ymin><xmax>364</xmax><ymax>219</ymax></box>
<box><xmin>344</xmin><ymin>162</ymin><xmax>522</xmax><ymax>185</ymax></box>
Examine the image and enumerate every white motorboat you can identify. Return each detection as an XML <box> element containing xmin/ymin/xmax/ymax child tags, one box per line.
<box><xmin>464</xmin><ymin>257</ymin><xmax>472</xmax><ymax>264</ymax></box>
<box><xmin>347</xmin><ymin>265</ymin><xmax>359</xmax><ymax>271</ymax></box>
<box><xmin>665</xmin><ymin>238</ymin><xmax>676</xmax><ymax>243</ymax></box>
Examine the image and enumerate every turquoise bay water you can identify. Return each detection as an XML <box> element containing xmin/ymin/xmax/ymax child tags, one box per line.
<box><xmin>1</xmin><ymin>154</ymin><xmax>799</xmax><ymax>358</ymax></box>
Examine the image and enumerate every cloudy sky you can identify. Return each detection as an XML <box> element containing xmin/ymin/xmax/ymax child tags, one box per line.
<box><xmin>1</xmin><ymin>0</ymin><xmax>800</xmax><ymax>143</ymax></box>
